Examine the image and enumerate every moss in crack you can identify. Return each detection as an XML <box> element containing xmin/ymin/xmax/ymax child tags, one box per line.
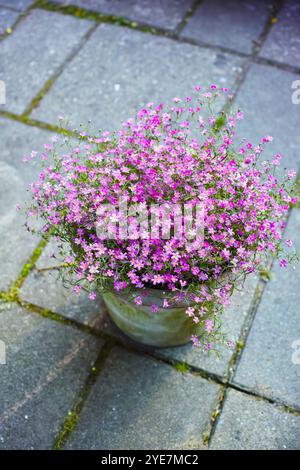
<box><xmin>0</xmin><ymin>291</ymin><xmax>14</xmax><ymax>303</ymax></box>
<box><xmin>23</xmin><ymin>77</ymin><xmax>56</xmax><ymax>117</ymax></box>
<box><xmin>53</xmin><ymin>340</ymin><xmax>114</xmax><ymax>449</ymax></box>
<box><xmin>259</xmin><ymin>268</ymin><xmax>272</xmax><ymax>282</ymax></box>
<box><xmin>10</xmin><ymin>237</ymin><xmax>49</xmax><ymax>294</ymax></box>
<box><xmin>54</xmin><ymin>410</ymin><xmax>79</xmax><ymax>449</ymax></box>
<box><xmin>174</xmin><ymin>361</ymin><xmax>191</xmax><ymax>374</ymax></box>
<box><xmin>19</xmin><ymin>299</ymin><xmax>70</xmax><ymax>325</ymax></box>
<box><xmin>36</xmin><ymin>0</ymin><xmax>159</xmax><ymax>35</ymax></box>
<box><xmin>0</xmin><ymin>109</ymin><xmax>73</xmax><ymax>136</ymax></box>
<box><xmin>17</xmin><ymin>298</ymin><xmax>112</xmax><ymax>344</ymax></box>
<box><xmin>203</xmin><ymin>386</ymin><xmax>226</xmax><ymax>447</ymax></box>
<box><xmin>226</xmin><ymin>280</ymin><xmax>264</xmax><ymax>380</ymax></box>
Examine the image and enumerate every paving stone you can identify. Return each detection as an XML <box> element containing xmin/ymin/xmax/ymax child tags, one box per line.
<box><xmin>65</xmin><ymin>346</ymin><xmax>219</xmax><ymax>450</ymax></box>
<box><xmin>181</xmin><ymin>0</ymin><xmax>271</xmax><ymax>54</ymax></box>
<box><xmin>20</xmin><ymin>242</ymin><xmax>107</xmax><ymax>331</ymax></box>
<box><xmin>210</xmin><ymin>389</ymin><xmax>300</xmax><ymax>450</ymax></box>
<box><xmin>234</xmin><ymin>63</ymin><xmax>300</xmax><ymax>169</ymax></box>
<box><xmin>155</xmin><ymin>275</ymin><xmax>258</xmax><ymax>379</ymax></box>
<box><xmin>0</xmin><ymin>117</ymin><xmax>55</xmax><ymax>291</ymax></box>
<box><xmin>0</xmin><ymin>305</ymin><xmax>103</xmax><ymax>449</ymax></box>
<box><xmin>0</xmin><ymin>9</ymin><xmax>93</xmax><ymax>114</ymax></box>
<box><xmin>52</xmin><ymin>0</ymin><xmax>194</xmax><ymax>31</ymax></box>
<box><xmin>0</xmin><ymin>7</ymin><xmax>19</xmax><ymax>34</ymax></box>
<box><xmin>32</xmin><ymin>23</ymin><xmax>245</xmax><ymax>131</ymax></box>
<box><xmin>259</xmin><ymin>0</ymin><xmax>300</xmax><ymax>67</ymax></box>
<box><xmin>233</xmin><ymin>210</ymin><xmax>300</xmax><ymax>409</ymax></box>
<box><xmin>0</xmin><ymin>0</ymin><xmax>32</xmax><ymax>11</ymax></box>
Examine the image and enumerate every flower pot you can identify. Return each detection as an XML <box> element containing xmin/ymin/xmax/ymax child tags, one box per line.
<box><xmin>102</xmin><ymin>288</ymin><xmax>202</xmax><ymax>348</ymax></box>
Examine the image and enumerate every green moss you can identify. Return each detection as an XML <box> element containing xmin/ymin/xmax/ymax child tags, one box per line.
<box><xmin>202</xmin><ymin>430</ymin><xmax>210</xmax><ymax>446</ymax></box>
<box><xmin>212</xmin><ymin>114</ymin><xmax>226</xmax><ymax>132</ymax></box>
<box><xmin>0</xmin><ymin>291</ymin><xmax>13</xmax><ymax>302</ymax></box>
<box><xmin>236</xmin><ymin>340</ymin><xmax>245</xmax><ymax>353</ymax></box>
<box><xmin>10</xmin><ymin>237</ymin><xmax>49</xmax><ymax>294</ymax></box>
<box><xmin>174</xmin><ymin>362</ymin><xmax>191</xmax><ymax>374</ymax></box>
<box><xmin>23</xmin><ymin>77</ymin><xmax>56</xmax><ymax>117</ymax></box>
<box><xmin>36</xmin><ymin>0</ymin><xmax>160</xmax><ymax>35</ymax></box>
<box><xmin>0</xmin><ymin>110</ymin><xmax>73</xmax><ymax>136</ymax></box>
<box><xmin>54</xmin><ymin>411</ymin><xmax>79</xmax><ymax>449</ymax></box>
<box><xmin>19</xmin><ymin>300</ymin><xmax>70</xmax><ymax>324</ymax></box>
<box><xmin>259</xmin><ymin>268</ymin><xmax>272</xmax><ymax>282</ymax></box>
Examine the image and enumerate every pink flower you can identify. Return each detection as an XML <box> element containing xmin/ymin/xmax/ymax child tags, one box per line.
<box><xmin>151</xmin><ymin>304</ymin><xmax>159</xmax><ymax>314</ymax></box>
<box><xmin>134</xmin><ymin>296</ymin><xmax>143</xmax><ymax>305</ymax></box>
<box><xmin>205</xmin><ymin>319</ymin><xmax>214</xmax><ymax>333</ymax></box>
<box><xmin>287</xmin><ymin>169</ymin><xmax>296</xmax><ymax>179</ymax></box>
<box><xmin>186</xmin><ymin>307</ymin><xmax>195</xmax><ymax>317</ymax></box>
<box><xmin>262</xmin><ymin>135</ymin><xmax>273</xmax><ymax>143</ymax></box>
<box><xmin>279</xmin><ymin>259</ymin><xmax>288</xmax><ymax>268</ymax></box>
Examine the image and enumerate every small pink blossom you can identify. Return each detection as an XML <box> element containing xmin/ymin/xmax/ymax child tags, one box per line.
<box><xmin>151</xmin><ymin>304</ymin><xmax>159</xmax><ymax>314</ymax></box>
<box><xmin>279</xmin><ymin>259</ymin><xmax>288</xmax><ymax>268</ymax></box>
<box><xmin>134</xmin><ymin>296</ymin><xmax>143</xmax><ymax>305</ymax></box>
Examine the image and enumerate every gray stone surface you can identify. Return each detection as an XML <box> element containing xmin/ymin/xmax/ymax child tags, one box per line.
<box><xmin>20</xmin><ymin>243</ymin><xmax>107</xmax><ymax>331</ymax></box>
<box><xmin>155</xmin><ymin>275</ymin><xmax>258</xmax><ymax>378</ymax></box>
<box><xmin>0</xmin><ymin>0</ymin><xmax>32</xmax><ymax>11</ymax></box>
<box><xmin>260</xmin><ymin>0</ymin><xmax>300</xmax><ymax>67</ymax></box>
<box><xmin>234</xmin><ymin>63</ymin><xmax>300</xmax><ymax>168</ymax></box>
<box><xmin>0</xmin><ymin>7</ymin><xmax>19</xmax><ymax>34</ymax></box>
<box><xmin>233</xmin><ymin>210</ymin><xmax>300</xmax><ymax>409</ymax></box>
<box><xmin>210</xmin><ymin>389</ymin><xmax>300</xmax><ymax>450</ymax></box>
<box><xmin>0</xmin><ymin>117</ymin><xmax>53</xmax><ymax>291</ymax></box>
<box><xmin>65</xmin><ymin>347</ymin><xmax>219</xmax><ymax>450</ymax></box>
<box><xmin>52</xmin><ymin>0</ymin><xmax>194</xmax><ymax>31</ymax></box>
<box><xmin>32</xmin><ymin>23</ymin><xmax>244</xmax><ymax>131</ymax></box>
<box><xmin>0</xmin><ymin>9</ymin><xmax>93</xmax><ymax>114</ymax></box>
<box><xmin>0</xmin><ymin>305</ymin><xmax>103</xmax><ymax>449</ymax></box>
<box><xmin>181</xmin><ymin>0</ymin><xmax>270</xmax><ymax>54</ymax></box>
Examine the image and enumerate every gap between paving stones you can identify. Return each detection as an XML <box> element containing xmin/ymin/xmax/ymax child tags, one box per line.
<box><xmin>0</xmin><ymin>109</ymin><xmax>85</xmax><ymax>136</ymax></box>
<box><xmin>0</xmin><ymin>236</ymin><xmax>49</xmax><ymax>303</ymax></box>
<box><xmin>53</xmin><ymin>338</ymin><xmax>115</xmax><ymax>449</ymax></box>
<box><xmin>222</xmin><ymin>0</ymin><xmax>285</xmax><ymax>112</ymax></box>
<box><xmin>0</xmin><ymin>0</ymin><xmax>35</xmax><ymax>40</ymax></box>
<box><xmin>22</xmin><ymin>17</ymin><xmax>99</xmax><ymax>117</ymax></box>
<box><xmin>172</xmin><ymin>0</ymin><xmax>203</xmax><ymax>37</ymax></box>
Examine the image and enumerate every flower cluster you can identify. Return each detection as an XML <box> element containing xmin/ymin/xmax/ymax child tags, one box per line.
<box><xmin>24</xmin><ymin>86</ymin><xmax>298</xmax><ymax>352</ymax></box>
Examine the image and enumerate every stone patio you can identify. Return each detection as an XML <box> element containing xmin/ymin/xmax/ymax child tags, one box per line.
<box><xmin>0</xmin><ymin>0</ymin><xmax>299</xmax><ymax>450</ymax></box>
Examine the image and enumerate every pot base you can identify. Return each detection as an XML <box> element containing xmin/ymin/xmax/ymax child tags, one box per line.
<box><xmin>103</xmin><ymin>290</ymin><xmax>200</xmax><ymax>348</ymax></box>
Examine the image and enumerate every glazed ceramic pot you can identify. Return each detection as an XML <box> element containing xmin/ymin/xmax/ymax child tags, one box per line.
<box><xmin>102</xmin><ymin>288</ymin><xmax>202</xmax><ymax>348</ymax></box>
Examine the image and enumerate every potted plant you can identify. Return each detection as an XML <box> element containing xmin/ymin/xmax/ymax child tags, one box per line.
<box><xmin>24</xmin><ymin>85</ymin><xmax>298</xmax><ymax>351</ymax></box>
